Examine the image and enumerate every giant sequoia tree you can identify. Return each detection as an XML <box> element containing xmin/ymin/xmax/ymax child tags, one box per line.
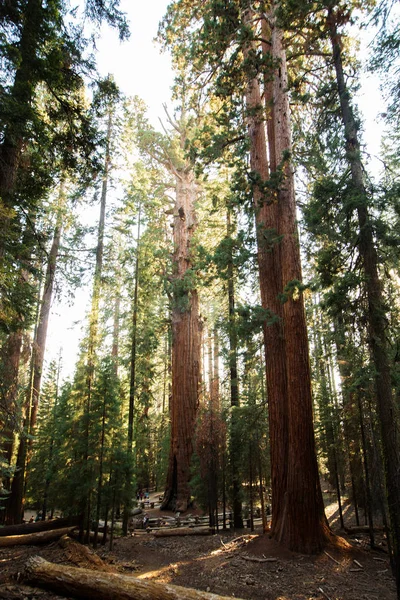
<box><xmin>134</xmin><ymin>106</ymin><xmax>202</xmax><ymax>512</ymax></box>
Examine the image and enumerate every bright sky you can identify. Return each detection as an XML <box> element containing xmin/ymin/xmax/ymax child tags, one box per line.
<box><xmin>46</xmin><ymin>0</ymin><xmax>173</xmax><ymax>380</ymax></box>
<box><xmin>96</xmin><ymin>0</ymin><xmax>174</xmax><ymax>122</ymax></box>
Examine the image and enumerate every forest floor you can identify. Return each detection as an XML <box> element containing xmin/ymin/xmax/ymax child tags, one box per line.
<box><xmin>0</xmin><ymin>492</ymin><xmax>396</xmax><ymax>600</ymax></box>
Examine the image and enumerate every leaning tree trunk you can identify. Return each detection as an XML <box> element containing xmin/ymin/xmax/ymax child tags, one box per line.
<box><xmin>328</xmin><ymin>9</ymin><xmax>400</xmax><ymax>588</ymax></box>
<box><xmin>161</xmin><ymin>168</ymin><xmax>201</xmax><ymax>513</ymax></box>
<box><xmin>29</xmin><ymin>186</ymin><xmax>65</xmax><ymax>441</ymax></box>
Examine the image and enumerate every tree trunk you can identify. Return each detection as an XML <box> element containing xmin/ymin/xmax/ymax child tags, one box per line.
<box><xmin>226</xmin><ymin>208</ymin><xmax>243</xmax><ymax>528</ymax></box>
<box><xmin>24</xmin><ymin>556</ymin><xmax>242</xmax><ymax>600</ymax></box>
<box><xmin>328</xmin><ymin>9</ymin><xmax>400</xmax><ymax>586</ymax></box>
<box><xmin>244</xmin><ymin>10</ymin><xmax>289</xmax><ymax>539</ymax></box>
<box><xmin>29</xmin><ymin>184</ymin><xmax>65</xmax><ymax>438</ymax></box>
<box><xmin>269</xmin><ymin>21</ymin><xmax>329</xmax><ymax>553</ymax></box>
<box><xmin>244</xmin><ymin>6</ymin><xmax>329</xmax><ymax>551</ymax></box>
<box><xmin>123</xmin><ymin>204</ymin><xmax>141</xmax><ymax>535</ymax></box>
<box><xmin>0</xmin><ymin>515</ymin><xmax>79</xmax><ymax>537</ymax></box>
<box><xmin>162</xmin><ymin>169</ymin><xmax>201</xmax><ymax>513</ymax></box>
<box><xmin>0</xmin><ymin>527</ymin><xmax>76</xmax><ymax>548</ymax></box>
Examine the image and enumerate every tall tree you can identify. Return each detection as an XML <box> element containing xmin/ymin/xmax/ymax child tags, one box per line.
<box><xmin>162</xmin><ymin>158</ymin><xmax>201</xmax><ymax>512</ymax></box>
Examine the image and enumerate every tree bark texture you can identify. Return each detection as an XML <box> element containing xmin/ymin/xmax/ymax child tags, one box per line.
<box><xmin>24</xmin><ymin>556</ymin><xmax>243</xmax><ymax>600</ymax></box>
<box><xmin>328</xmin><ymin>9</ymin><xmax>400</xmax><ymax>586</ymax></box>
<box><xmin>162</xmin><ymin>169</ymin><xmax>201</xmax><ymax>513</ymax></box>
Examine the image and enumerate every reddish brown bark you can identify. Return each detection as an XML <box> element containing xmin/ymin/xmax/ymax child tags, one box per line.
<box><xmin>270</xmin><ymin>25</ymin><xmax>329</xmax><ymax>553</ymax></box>
<box><xmin>243</xmin><ymin>9</ymin><xmax>288</xmax><ymax>539</ymax></box>
<box><xmin>24</xmin><ymin>556</ymin><xmax>243</xmax><ymax>600</ymax></box>
<box><xmin>244</xmin><ymin>8</ymin><xmax>329</xmax><ymax>552</ymax></box>
<box><xmin>161</xmin><ymin>169</ymin><xmax>201</xmax><ymax>513</ymax></box>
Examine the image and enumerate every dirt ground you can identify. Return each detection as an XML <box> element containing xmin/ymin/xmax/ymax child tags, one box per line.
<box><xmin>0</xmin><ymin>494</ymin><xmax>396</xmax><ymax>600</ymax></box>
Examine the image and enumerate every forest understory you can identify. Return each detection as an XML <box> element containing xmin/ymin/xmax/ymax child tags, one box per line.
<box><xmin>0</xmin><ymin>495</ymin><xmax>396</xmax><ymax>600</ymax></box>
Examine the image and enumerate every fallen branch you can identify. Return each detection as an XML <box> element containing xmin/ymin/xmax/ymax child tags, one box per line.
<box><xmin>0</xmin><ymin>527</ymin><xmax>76</xmax><ymax>548</ymax></box>
<box><xmin>241</xmin><ymin>555</ymin><xmax>277</xmax><ymax>563</ymax></box>
<box><xmin>24</xmin><ymin>556</ymin><xmax>246</xmax><ymax>600</ymax></box>
<box><xmin>323</xmin><ymin>551</ymin><xmax>341</xmax><ymax>566</ymax></box>
<box><xmin>318</xmin><ymin>587</ymin><xmax>332</xmax><ymax>600</ymax></box>
<box><xmin>154</xmin><ymin>527</ymin><xmax>211</xmax><ymax>538</ymax></box>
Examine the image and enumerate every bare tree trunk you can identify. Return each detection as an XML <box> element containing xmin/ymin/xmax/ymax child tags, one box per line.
<box><xmin>122</xmin><ymin>204</ymin><xmax>141</xmax><ymax>535</ymax></box>
<box><xmin>162</xmin><ymin>169</ymin><xmax>201</xmax><ymax>513</ymax></box>
<box><xmin>29</xmin><ymin>184</ymin><xmax>65</xmax><ymax>438</ymax></box>
<box><xmin>226</xmin><ymin>208</ymin><xmax>243</xmax><ymax>528</ymax></box>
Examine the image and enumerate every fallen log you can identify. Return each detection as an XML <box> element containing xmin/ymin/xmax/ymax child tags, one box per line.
<box><xmin>344</xmin><ymin>526</ymin><xmax>384</xmax><ymax>534</ymax></box>
<box><xmin>0</xmin><ymin>515</ymin><xmax>80</xmax><ymax>537</ymax></box>
<box><xmin>0</xmin><ymin>527</ymin><xmax>76</xmax><ymax>547</ymax></box>
<box><xmin>154</xmin><ymin>527</ymin><xmax>212</xmax><ymax>538</ymax></box>
<box><xmin>24</xmin><ymin>556</ymin><xmax>245</xmax><ymax>600</ymax></box>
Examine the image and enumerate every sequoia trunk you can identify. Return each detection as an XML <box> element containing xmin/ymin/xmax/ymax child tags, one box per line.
<box><xmin>269</xmin><ymin>23</ymin><xmax>329</xmax><ymax>553</ymax></box>
<box><xmin>243</xmin><ymin>17</ymin><xmax>288</xmax><ymax>537</ymax></box>
<box><xmin>161</xmin><ymin>169</ymin><xmax>201</xmax><ymax>512</ymax></box>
